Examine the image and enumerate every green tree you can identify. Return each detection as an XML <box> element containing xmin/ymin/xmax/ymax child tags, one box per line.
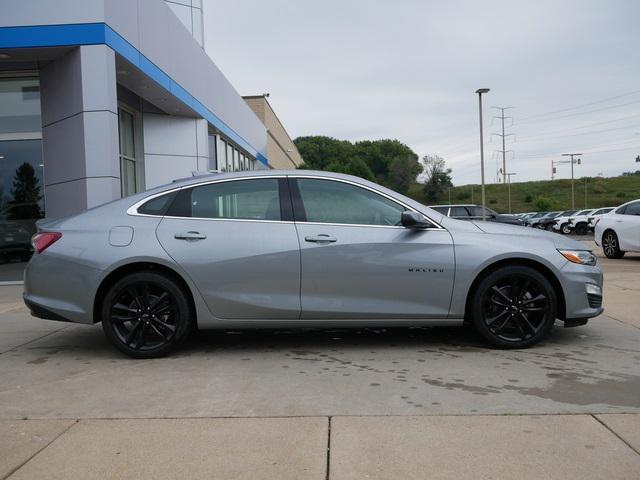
<box><xmin>293</xmin><ymin>136</ymin><xmax>421</xmax><ymax>190</ymax></box>
<box><xmin>419</xmin><ymin>155</ymin><xmax>452</xmax><ymax>203</ymax></box>
<box><xmin>533</xmin><ymin>196</ymin><xmax>552</xmax><ymax>211</ymax></box>
<box><xmin>387</xmin><ymin>156</ymin><xmax>422</xmax><ymax>194</ymax></box>
<box><xmin>11</xmin><ymin>162</ymin><xmax>42</xmax><ymax>205</ymax></box>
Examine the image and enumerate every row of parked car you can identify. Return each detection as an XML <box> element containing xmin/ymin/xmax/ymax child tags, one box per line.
<box><xmin>518</xmin><ymin>208</ymin><xmax>614</xmax><ymax>235</ymax></box>
<box><xmin>430</xmin><ymin>199</ymin><xmax>640</xmax><ymax>259</ymax></box>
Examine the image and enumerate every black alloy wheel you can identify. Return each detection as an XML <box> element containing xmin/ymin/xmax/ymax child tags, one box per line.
<box><xmin>602</xmin><ymin>230</ymin><xmax>625</xmax><ymax>259</ymax></box>
<box><xmin>101</xmin><ymin>272</ymin><xmax>192</xmax><ymax>358</ymax></box>
<box><xmin>471</xmin><ymin>266</ymin><xmax>557</xmax><ymax>348</ymax></box>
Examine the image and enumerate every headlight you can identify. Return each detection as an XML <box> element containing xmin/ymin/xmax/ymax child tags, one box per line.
<box><xmin>558</xmin><ymin>249</ymin><xmax>597</xmax><ymax>266</ymax></box>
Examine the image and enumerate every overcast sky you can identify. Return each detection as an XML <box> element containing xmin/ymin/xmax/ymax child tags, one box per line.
<box><xmin>204</xmin><ymin>0</ymin><xmax>640</xmax><ymax>185</ymax></box>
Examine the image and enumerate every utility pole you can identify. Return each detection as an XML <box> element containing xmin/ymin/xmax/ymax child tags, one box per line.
<box><xmin>505</xmin><ymin>172</ymin><xmax>517</xmax><ymax>213</ymax></box>
<box><xmin>492</xmin><ymin>107</ymin><xmax>514</xmax><ymax>184</ymax></box>
<box><xmin>476</xmin><ymin>88</ymin><xmax>490</xmax><ymax>220</ymax></box>
<box><xmin>560</xmin><ymin>153</ymin><xmax>582</xmax><ymax>209</ymax></box>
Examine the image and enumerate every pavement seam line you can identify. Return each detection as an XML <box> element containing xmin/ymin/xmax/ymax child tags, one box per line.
<box><xmin>590</xmin><ymin>414</ymin><xmax>640</xmax><ymax>457</ymax></box>
<box><xmin>325</xmin><ymin>416</ymin><xmax>332</xmax><ymax>480</ymax></box>
<box><xmin>1</xmin><ymin>419</ymin><xmax>79</xmax><ymax>480</ymax></box>
<box><xmin>0</xmin><ymin>325</ymin><xmax>71</xmax><ymax>356</ymax></box>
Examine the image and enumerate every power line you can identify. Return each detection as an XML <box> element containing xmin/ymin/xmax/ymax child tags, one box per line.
<box><xmin>516</xmin><ymin>124</ymin><xmax>639</xmax><ymax>143</ymax></box>
<box><xmin>516</xmin><ymin>89</ymin><xmax>640</xmax><ymax>122</ymax></box>
<box><xmin>515</xmin><ymin>99</ymin><xmax>640</xmax><ymax>125</ymax></box>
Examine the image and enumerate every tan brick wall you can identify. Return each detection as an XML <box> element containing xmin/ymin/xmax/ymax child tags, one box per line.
<box><xmin>243</xmin><ymin>96</ymin><xmax>303</xmax><ymax>169</ymax></box>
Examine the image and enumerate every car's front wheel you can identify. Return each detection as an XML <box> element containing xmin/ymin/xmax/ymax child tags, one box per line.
<box><xmin>470</xmin><ymin>265</ymin><xmax>557</xmax><ymax>348</ymax></box>
<box><xmin>101</xmin><ymin>271</ymin><xmax>193</xmax><ymax>358</ymax></box>
<box><xmin>574</xmin><ymin>223</ymin><xmax>589</xmax><ymax>235</ymax></box>
<box><xmin>602</xmin><ymin>230</ymin><xmax>625</xmax><ymax>259</ymax></box>
<box><xmin>561</xmin><ymin>223</ymin><xmax>572</xmax><ymax>235</ymax></box>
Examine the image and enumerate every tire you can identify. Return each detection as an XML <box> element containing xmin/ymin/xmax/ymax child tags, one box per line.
<box><xmin>561</xmin><ymin>223</ymin><xmax>572</xmax><ymax>235</ymax></box>
<box><xmin>101</xmin><ymin>271</ymin><xmax>193</xmax><ymax>358</ymax></box>
<box><xmin>574</xmin><ymin>223</ymin><xmax>588</xmax><ymax>235</ymax></box>
<box><xmin>469</xmin><ymin>265</ymin><xmax>557</xmax><ymax>349</ymax></box>
<box><xmin>602</xmin><ymin>230</ymin><xmax>625</xmax><ymax>259</ymax></box>
<box><xmin>544</xmin><ymin>223</ymin><xmax>554</xmax><ymax>231</ymax></box>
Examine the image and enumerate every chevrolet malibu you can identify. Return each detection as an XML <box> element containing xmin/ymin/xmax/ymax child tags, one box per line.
<box><xmin>24</xmin><ymin>171</ymin><xmax>603</xmax><ymax>358</ymax></box>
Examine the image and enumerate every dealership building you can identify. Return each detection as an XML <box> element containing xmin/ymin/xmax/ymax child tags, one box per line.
<box><xmin>0</xmin><ymin>0</ymin><xmax>303</xmax><ymax>281</ymax></box>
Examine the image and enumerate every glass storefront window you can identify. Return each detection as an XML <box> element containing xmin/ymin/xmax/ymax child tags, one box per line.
<box><xmin>208</xmin><ymin>134</ymin><xmax>217</xmax><ymax>171</ymax></box>
<box><xmin>0</xmin><ymin>75</ymin><xmax>44</xmax><ymax>282</ymax></box>
<box><xmin>118</xmin><ymin>106</ymin><xmax>141</xmax><ymax>197</ymax></box>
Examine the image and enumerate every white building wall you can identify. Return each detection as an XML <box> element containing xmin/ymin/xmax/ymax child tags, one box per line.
<box><xmin>164</xmin><ymin>0</ymin><xmax>204</xmax><ymax>47</ymax></box>
<box><xmin>142</xmin><ymin>113</ymin><xmax>210</xmax><ymax>188</ymax></box>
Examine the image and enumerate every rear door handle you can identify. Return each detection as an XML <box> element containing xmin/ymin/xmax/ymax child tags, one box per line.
<box><xmin>175</xmin><ymin>231</ymin><xmax>207</xmax><ymax>240</ymax></box>
<box><xmin>305</xmin><ymin>234</ymin><xmax>337</xmax><ymax>244</ymax></box>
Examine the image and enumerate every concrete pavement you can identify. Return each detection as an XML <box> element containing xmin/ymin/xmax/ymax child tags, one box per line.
<box><xmin>0</xmin><ymin>243</ymin><xmax>638</xmax><ymax>478</ymax></box>
<box><xmin>2</xmin><ymin>415</ymin><xmax>639</xmax><ymax>479</ymax></box>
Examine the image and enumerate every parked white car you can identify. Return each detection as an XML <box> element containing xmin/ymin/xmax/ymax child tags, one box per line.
<box><xmin>594</xmin><ymin>200</ymin><xmax>640</xmax><ymax>258</ymax></box>
<box><xmin>553</xmin><ymin>209</ymin><xmax>595</xmax><ymax>234</ymax></box>
<box><xmin>569</xmin><ymin>207</ymin><xmax>615</xmax><ymax>235</ymax></box>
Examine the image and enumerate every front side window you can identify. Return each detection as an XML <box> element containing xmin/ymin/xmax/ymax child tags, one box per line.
<box><xmin>622</xmin><ymin>201</ymin><xmax>640</xmax><ymax>216</ymax></box>
<box><xmin>189</xmin><ymin>179</ymin><xmax>281</xmax><ymax>220</ymax></box>
<box><xmin>296</xmin><ymin>178</ymin><xmax>405</xmax><ymax>226</ymax></box>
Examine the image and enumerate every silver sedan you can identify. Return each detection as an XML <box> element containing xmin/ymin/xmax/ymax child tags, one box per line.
<box><xmin>24</xmin><ymin>171</ymin><xmax>603</xmax><ymax>358</ymax></box>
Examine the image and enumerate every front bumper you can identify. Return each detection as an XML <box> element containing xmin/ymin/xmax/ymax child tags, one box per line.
<box><xmin>560</xmin><ymin>261</ymin><xmax>604</xmax><ymax>321</ymax></box>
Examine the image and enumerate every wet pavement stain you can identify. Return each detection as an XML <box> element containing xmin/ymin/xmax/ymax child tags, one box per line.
<box><xmin>27</xmin><ymin>357</ymin><xmax>48</xmax><ymax>365</ymax></box>
<box><xmin>506</xmin><ymin>372</ymin><xmax>640</xmax><ymax>408</ymax></box>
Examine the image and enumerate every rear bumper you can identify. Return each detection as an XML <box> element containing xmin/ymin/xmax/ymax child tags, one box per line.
<box><xmin>23</xmin><ymin>253</ymin><xmax>101</xmax><ymax>324</ymax></box>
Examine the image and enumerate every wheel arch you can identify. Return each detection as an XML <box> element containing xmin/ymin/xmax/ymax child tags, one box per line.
<box><xmin>92</xmin><ymin>262</ymin><xmax>197</xmax><ymax>324</ymax></box>
<box><xmin>464</xmin><ymin>258</ymin><xmax>567</xmax><ymax>321</ymax></box>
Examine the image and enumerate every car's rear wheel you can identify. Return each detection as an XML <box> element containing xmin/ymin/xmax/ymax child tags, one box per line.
<box><xmin>602</xmin><ymin>230</ymin><xmax>625</xmax><ymax>259</ymax></box>
<box><xmin>574</xmin><ymin>223</ymin><xmax>589</xmax><ymax>235</ymax></box>
<box><xmin>101</xmin><ymin>272</ymin><xmax>193</xmax><ymax>358</ymax></box>
<box><xmin>470</xmin><ymin>266</ymin><xmax>557</xmax><ymax>348</ymax></box>
<box><xmin>561</xmin><ymin>223</ymin><xmax>572</xmax><ymax>235</ymax></box>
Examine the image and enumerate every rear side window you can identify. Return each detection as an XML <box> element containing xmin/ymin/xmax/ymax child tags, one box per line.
<box><xmin>623</xmin><ymin>201</ymin><xmax>640</xmax><ymax>216</ymax></box>
<box><xmin>430</xmin><ymin>206</ymin><xmax>449</xmax><ymax>215</ymax></box>
<box><xmin>188</xmin><ymin>178</ymin><xmax>281</xmax><ymax>221</ymax></box>
<box><xmin>137</xmin><ymin>191</ymin><xmax>177</xmax><ymax>216</ymax></box>
<box><xmin>450</xmin><ymin>206</ymin><xmax>470</xmax><ymax>217</ymax></box>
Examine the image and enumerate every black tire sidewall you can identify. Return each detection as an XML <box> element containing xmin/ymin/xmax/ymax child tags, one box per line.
<box><xmin>101</xmin><ymin>271</ymin><xmax>192</xmax><ymax>358</ymax></box>
<box><xmin>471</xmin><ymin>265</ymin><xmax>557</xmax><ymax>349</ymax></box>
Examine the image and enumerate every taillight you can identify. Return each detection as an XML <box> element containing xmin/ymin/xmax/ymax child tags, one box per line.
<box><xmin>31</xmin><ymin>232</ymin><xmax>62</xmax><ymax>253</ymax></box>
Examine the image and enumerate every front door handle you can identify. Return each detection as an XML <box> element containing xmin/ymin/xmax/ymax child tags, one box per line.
<box><xmin>305</xmin><ymin>234</ymin><xmax>337</xmax><ymax>243</ymax></box>
<box><xmin>175</xmin><ymin>231</ymin><xmax>207</xmax><ymax>240</ymax></box>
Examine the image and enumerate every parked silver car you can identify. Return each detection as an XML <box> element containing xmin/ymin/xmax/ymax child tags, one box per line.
<box><xmin>24</xmin><ymin>171</ymin><xmax>603</xmax><ymax>358</ymax></box>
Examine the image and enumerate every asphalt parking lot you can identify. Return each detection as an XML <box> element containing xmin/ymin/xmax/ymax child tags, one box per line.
<box><xmin>1</xmin><ymin>239</ymin><xmax>639</xmax><ymax>479</ymax></box>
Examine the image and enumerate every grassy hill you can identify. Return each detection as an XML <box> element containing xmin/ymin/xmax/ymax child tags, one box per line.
<box><xmin>406</xmin><ymin>175</ymin><xmax>640</xmax><ymax>214</ymax></box>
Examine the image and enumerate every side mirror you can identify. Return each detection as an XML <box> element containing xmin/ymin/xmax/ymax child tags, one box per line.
<box><xmin>401</xmin><ymin>211</ymin><xmax>430</xmax><ymax>229</ymax></box>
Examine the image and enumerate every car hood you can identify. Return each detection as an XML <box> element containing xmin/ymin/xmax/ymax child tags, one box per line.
<box><xmin>471</xmin><ymin>220</ymin><xmax>588</xmax><ymax>250</ymax></box>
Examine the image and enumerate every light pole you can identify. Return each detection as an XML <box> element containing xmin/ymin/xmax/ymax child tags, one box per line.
<box><xmin>560</xmin><ymin>153</ymin><xmax>582</xmax><ymax>209</ymax></box>
<box><xmin>476</xmin><ymin>88</ymin><xmax>490</xmax><ymax>220</ymax></box>
<box><xmin>505</xmin><ymin>172</ymin><xmax>517</xmax><ymax>213</ymax></box>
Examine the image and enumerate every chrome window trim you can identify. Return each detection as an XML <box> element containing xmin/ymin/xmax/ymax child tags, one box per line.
<box><xmin>127</xmin><ymin>174</ymin><xmax>445</xmax><ymax>230</ymax></box>
<box><xmin>126</xmin><ymin>175</ymin><xmax>287</xmax><ymax>217</ymax></box>
<box><xmin>291</xmin><ymin>175</ymin><xmax>445</xmax><ymax>230</ymax></box>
